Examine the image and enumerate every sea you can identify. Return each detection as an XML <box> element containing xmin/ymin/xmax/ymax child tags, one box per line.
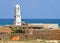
<box><xmin>0</xmin><ymin>19</ymin><xmax>60</xmax><ymax>27</ymax></box>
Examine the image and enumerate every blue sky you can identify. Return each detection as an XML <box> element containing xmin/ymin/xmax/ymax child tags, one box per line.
<box><xmin>0</xmin><ymin>0</ymin><xmax>60</xmax><ymax>19</ymax></box>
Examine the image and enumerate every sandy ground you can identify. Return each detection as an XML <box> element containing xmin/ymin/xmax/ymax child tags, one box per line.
<box><xmin>0</xmin><ymin>40</ymin><xmax>60</xmax><ymax>43</ymax></box>
<box><xmin>0</xmin><ymin>41</ymin><xmax>37</xmax><ymax>43</ymax></box>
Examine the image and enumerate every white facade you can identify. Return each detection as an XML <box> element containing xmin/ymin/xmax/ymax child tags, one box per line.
<box><xmin>14</xmin><ymin>4</ymin><xmax>21</xmax><ymax>26</ymax></box>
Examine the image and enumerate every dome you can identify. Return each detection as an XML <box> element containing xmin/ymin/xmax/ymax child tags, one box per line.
<box><xmin>16</xmin><ymin>4</ymin><xmax>20</xmax><ymax>8</ymax></box>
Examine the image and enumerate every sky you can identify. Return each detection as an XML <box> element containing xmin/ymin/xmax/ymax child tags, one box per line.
<box><xmin>0</xmin><ymin>0</ymin><xmax>60</xmax><ymax>19</ymax></box>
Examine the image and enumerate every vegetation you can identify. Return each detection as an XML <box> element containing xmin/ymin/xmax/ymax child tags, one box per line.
<box><xmin>10</xmin><ymin>26</ymin><xmax>26</xmax><ymax>33</ymax></box>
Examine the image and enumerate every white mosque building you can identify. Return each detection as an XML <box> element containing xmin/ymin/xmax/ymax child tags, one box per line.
<box><xmin>13</xmin><ymin>3</ymin><xmax>58</xmax><ymax>29</ymax></box>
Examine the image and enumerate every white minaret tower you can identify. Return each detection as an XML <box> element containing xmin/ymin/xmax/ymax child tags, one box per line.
<box><xmin>14</xmin><ymin>3</ymin><xmax>21</xmax><ymax>26</ymax></box>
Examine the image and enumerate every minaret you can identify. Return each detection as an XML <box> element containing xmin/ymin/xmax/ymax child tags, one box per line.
<box><xmin>14</xmin><ymin>3</ymin><xmax>21</xmax><ymax>26</ymax></box>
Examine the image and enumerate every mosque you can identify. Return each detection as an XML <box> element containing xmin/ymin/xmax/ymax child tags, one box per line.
<box><xmin>13</xmin><ymin>3</ymin><xmax>58</xmax><ymax>29</ymax></box>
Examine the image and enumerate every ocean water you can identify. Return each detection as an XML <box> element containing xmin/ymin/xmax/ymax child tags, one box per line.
<box><xmin>0</xmin><ymin>19</ymin><xmax>60</xmax><ymax>27</ymax></box>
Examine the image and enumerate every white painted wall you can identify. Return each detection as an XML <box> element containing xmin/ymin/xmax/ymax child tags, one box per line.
<box><xmin>14</xmin><ymin>4</ymin><xmax>21</xmax><ymax>26</ymax></box>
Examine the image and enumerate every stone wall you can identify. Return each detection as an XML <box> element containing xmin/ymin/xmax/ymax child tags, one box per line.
<box><xmin>1</xmin><ymin>29</ymin><xmax>60</xmax><ymax>40</ymax></box>
<box><xmin>13</xmin><ymin>29</ymin><xmax>60</xmax><ymax>40</ymax></box>
<box><xmin>30</xmin><ymin>29</ymin><xmax>60</xmax><ymax>40</ymax></box>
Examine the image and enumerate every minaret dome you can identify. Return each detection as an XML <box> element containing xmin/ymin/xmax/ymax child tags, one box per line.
<box><xmin>16</xmin><ymin>4</ymin><xmax>20</xmax><ymax>8</ymax></box>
